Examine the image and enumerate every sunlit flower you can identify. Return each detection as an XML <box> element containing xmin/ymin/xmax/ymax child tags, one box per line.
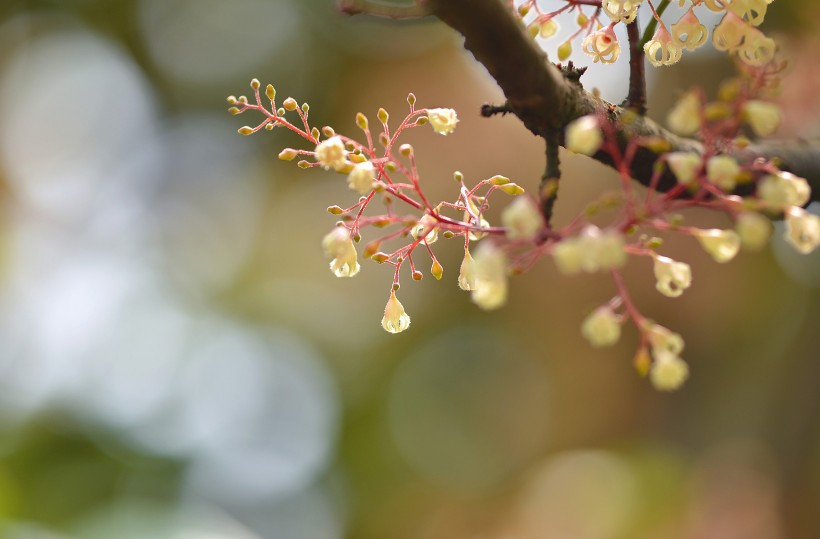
<box><xmin>694</xmin><ymin>228</ymin><xmax>741</xmax><ymax>263</ymax></box>
<box><xmin>381</xmin><ymin>290</ymin><xmax>411</xmax><ymax>333</ymax></box>
<box><xmin>736</xmin><ymin>211</ymin><xmax>772</xmax><ymax>251</ymax></box>
<box><xmin>644</xmin><ymin>25</ymin><xmax>683</xmax><ymax>67</ymax></box>
<box><xmin>667</xmin><ymin>91</ymin><xmax>701</xmax><ymax>136</ymax></box>
<box><xmin>739</xmin><ymin>26</ymin><xmax>776</xmax><ymax>66</ymax></box>
<box><xmin>471</xmin><ymin>242</ymin><xmax>508</xmax><ymax>310</ymax></box>
<box><xmin>411</xmin><ymin>214</ymin><xmax>439</xmax><ymax>244</ymax></box>
<box><xmin>427</xmin><ymin>108</ymin><xmax>459</xmax><ymax>135</ymax></box>
<box><xmin>458</xmin><ymin>248</ymin><xmax>477</xmax><ymax>291</ymax></box>
<box><xmin>672</xmin><ymin>9</ymin><xmax>708</xmax><ymax>51</ymax></box>
<box><xmin>706</xmin><ymin>155</ymin><xmax>741</xmax><ymax>191</ymax></box>
<box><xmin>581</xmin><ymin>306</ymin><xmax>622</xmax><ymax>348</ymax></box>
<box><xmin>742</xmin><ymin>100</ymin><xmax>780</xmax><ymax>136</ymax></box>
<box><xmin>322</xmin><ymin>227</ymin><xmax>360</xmax><ymax>277</ymax></box>
<box><xmin>713</xmin><ymin>11</ymin><xmax>748</xmax><ymax>52</ymax></box>
<box><xmin>501</xmin><ymin>196</ymin><xmax>543</xmax><ymax>241</ymax></box>
<box><xmin>667</xmin><ymin>151</ymin><xmax>702</xmax><ymax>186</ymax></box>
<box><xmin>347</xmin><ymin>161</ymin><xmax>375</xmax><ymax>194</ymax></box>
<box><xmin>582</xmin><ymin>25</ymin><xmax>621</xmax><ymax>64</ymax></box>
<box><xmin>566</xmin><ymin>115</ymin><xmax>603</xmax><ymax>155</ymax></box>
<box><xmin>784</xmin><ymin>206</ymin><xmax>820</xmax><ymax>254</ymax></box>
<box><xmin>315</xmin><ymin>136</ymin><xmax>348</xmax><ymax>171</ymax></box>
<box><xmin>758</xmin><ymin>172</ymin><xmax>811</xmax><ymax>209</ymax></box>
<box><xmin>653</xmin><ymin>255</ymin><xmax>692</xmax><ymax>297</ymax></box>
<box><xmin>650</xmin><ymin>351</ymin><xmax>689</xmax><ymax>391</ymax></box>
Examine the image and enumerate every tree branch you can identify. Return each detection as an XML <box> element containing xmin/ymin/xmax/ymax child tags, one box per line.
<box><xmin>427</xmin><ymin>0</ymin><xmax>820</xmax><ymax>202</ymax></box>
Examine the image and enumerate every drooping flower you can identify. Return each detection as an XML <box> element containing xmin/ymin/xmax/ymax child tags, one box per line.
<box><xmin>706</xmin><ymin>155</ymin><xmax>741</xmax><ymax>191</ymax></box>
<box><xmin>471</xmin><ymin>242</ymin><xmax>508</xmax><ymax>310</ymax></box>
<box><xmin>736</xmin><ymin>211</ymin><xmax>772</xmax><ymax>251</ymax></box>
<box><xmin>322</xmin><ymin>227</ymin><xmax>360</xmax><ymax>277</ymax></box>
<box><xmin>742</xmin><ymin>100</ymin><xmax>781</xmax><ymax>137</ymax></box>
<box><xmin>713</xmin><ymin>11</ymin><xmax>748</xmax><ymax>52</ymax></box>
<box><xmin>347</xmin><ymin>161</ymin><xmax>376</xmax><ymax>195</ymax></box>
<box><xmin>581</xmin><ymin>306</ymin><xmax>622</xmax><ymax>348</ymax></box>
<box><xmin>738</xmin><ymin>26</ymin><xmax>776</xmax><ymax>66</ymax></box>
<box><xmin>694</xmin><ymin>228</ymin><xmax>741</xmax><ymax>263</ymax></box>
<box><xmin>667</xmin><ymin>152</ymin><xmax>702</xmax><ymax>186</ymax></box>
<box><xmin>644</xmin><ymin>25</ymin><xmax>683</xmax><ymax>67</ymax></box>
<box><xmin>667</xmin><ymin>91</ymin><xmax>702</xmax><ymax>136</ymax></box>
<box><xmin>644</xmin><ymin>322</ymin><xmax>685</xmax><ymax>357</ymax></box>
<box><xmin>784</xmin><ymin>206</ymin><xmax>820</xmax><ymax>254</ymax></box>
<box><xmin>650</xmin><ymin>351</ymin><xmax>690</xmax><ymax>391</ymax></box>
<box><xmin>602</xmin><ymin>0</ymin><xmax>643</xmax><ymax>23</ymax></box>
<box><xmin>758</xmin><ymin>171</ymin><xmax>811</xmax><ymax>209</ymax></box>
<box><xmin>381</xmin><ymin>290</ymin><xmax>411</xmax><ymax>333</ymax></box>
<box><xmin>427</xmin><ymin>108</ymin><xmax>459</xmax><ymax>135</ymax></box>
<box><xmin>582</xmin><ymin>25</ymin><xmax>621</xmax><ymax>64</ymax></box>
<box><xmin>672</xmin><ymin>9</ymin><xmax>708</xmax><ymax>51</ymax></box>
<box><xmin>565</xmin><ymin>115</ymin><xmax>603</xmax><ymax>156</ymax></box>
<box><xmin>501</xmin><ymin>196</ymin><xmax>543</xmax><ymax>241</ymax></box>
<box><xmin>653</xmin><ymin>255</ymin><xmax>692</xmax><ymax>297</ymax></box>
<box><xmin>552</xmin><ymin>225</ymin><xmax>626</xmax><ymax>275</ymax></box>
<box><xmin>458</xmin><ymin>248</ymin><xmax>477</xmax><ymax>291</ymax></box>
<box><xmin>315</xmin><ymin>136</ymin><xmax>348</xmax><ymax>171</ymax></box>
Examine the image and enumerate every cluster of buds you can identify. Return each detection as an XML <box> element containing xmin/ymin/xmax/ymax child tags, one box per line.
<box><xmin>513</xmin><ymin>0</ymin><xmax>777</xmax><ymax>68</ymax></box>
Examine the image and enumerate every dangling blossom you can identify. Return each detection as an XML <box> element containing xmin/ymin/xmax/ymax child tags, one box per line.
<box><xmin>706</xmin><ymin>155</ymin><xmax>741</xmax><ymax>191</ymax></box>
<box><xmin>758</xmin><ymin>171</ymin><xmax>811</xmax><ymax>210</ymax></box>
<box><xmin>742</xmin><ymin>100</ymin><xmax>781</xmax><ymax>137</ymax></box>
<box><xmin>602</xmin><ymin>0</ymin><xmax>643</xmax><ymax>23</ymax></box>
<box><xmin>427</xmin><ymin>108</ymin><xmax>459</xmax><ymax>135</ymax></box>
<box><xmin>644</xmin><ymin>322</ymin><xmax>685</xmax><ymax>357</ymax></box>
<box><xmin>552</xmin><ymin>225</ymin><xmax>626</xmax><ymax>275</ymax></box>
<box><xmin>644</xmin><ymin>24</ymin><xmax>683</xmax><ymax>67</ymax></box>
<box><xmin>381</xmin><ymin>290</ymin><xmax>411</xmax><ymax>333</ymax></box>
<box><xmin>667</xmin><ymin>152</ymin><xmax>702</xmax><ymax>186</ymax></box>
<box><xmin>501</xmin><ymin>196</ymin><xmax>543</xmax><ymax>241</ymax></box>
<box><xmin>784</xmin><ymin>206</ymin><xmax>820</xmax><ymax>254</ymax></box>
<box><xmin>471</xmin><ymin>242</ymin><xmax>508</xmax><ymax>310</ymax></box>
<box><xmin>538</xmin><ymin>17</ymin><xmax>559</xmax><ymax>39</ymax></box>
<box><xmin>347</xmin><ymin>161</ymin><xmax>376</xmax><ymax>194</ymax></box>
<box><xmin>671</xmin><ymin>9</ymin><xmax>708</xmax><ymax>51</ymax></box>
<box><xmin>653</xmin><ymin>255</ymin><xmax>692</xmax><ymax>297</ymax></box>
<box><xmin>650</xmin><ymin>351</ymin><xmax>690</xmax><ymax>391</ymax></box>
<box><xmin>736</xmin><ymin>211</ymin><xmax>772</xmax><ymax>251</ymax></box>
<box><xmin>322</xmin><ymin>227</ymin><xmax>360</xmax><ymax>277</ymax></box>
<box><xmin>581</xmin><ymin>306</ymin><xmax>622</xmax><ymax>348</ymax></box>
<box><xmin>694</xmin><ymin>228</ymin><xmax>741</xmax><ymax>263</ymax></box>
<box><xmin>729</xmin><ymin>0</ymin><xmax>769</xmax><ymax>26</ymax></box>
<box><xmin>582</xmin><ymin>25</ymin><xmax>621</xmax><ymax>64</ymax></box>
<box><xmin>315</xmin><ymin>136</ymin><xmax>348</xmax><ymax>171</ymax></box>
<box><xmin>738</xmin><ymin>26</ymin><xmax>776</xmax><ymax>66</ymax></box>
<box><xmin>411</xmin><ymin>214</ymin><xmax>439</xmax><ymax>244</ymax></box>
<box><xmin>713</xmin><ymin>11</ymin><xmax>748</xmax><ymax>53</ymax></box>
<box><xmin>566</xmin><ymin>115</ymin><xmax>603</xmax><ymax>156</ymax></box>
<box><xmin>667</xmin><ymin>91</ymin><xmax>702</xmax><ymax>136</ymax></box>
<box><xmin>458</xmin><ymin>248</ymin><xmax>477</xmax><ymax>291</ymax></box>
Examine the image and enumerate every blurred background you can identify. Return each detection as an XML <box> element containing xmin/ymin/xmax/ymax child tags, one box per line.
<box><xmin>0</xmin><ymin>0</ymin><xmax>818</xmax><ymax>538</ymax></box>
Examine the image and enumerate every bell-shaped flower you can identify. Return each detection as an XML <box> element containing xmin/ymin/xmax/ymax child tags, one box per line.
<box><xmin>706</xmin><ymin>155</ymin><xmax>741</xmax><ymax>191</ymax></box>
<box><xmin>471</xmin><ymin>242</ymin><xmax>508</xmax><ymax>310</ymax></box>
<box><xmin>565</xmin><ymin>115</ymin><xmax>603</xmax><ymax>155</ymax></box>
<box><xmin>653</xmin><ymin>255</ymin><xmax>692</xmax><ymax>297</ymax></box>
<box><xmin>694</xmin><ymin>228</ymin><xmax>741</xmax><ymax>263</ymax></box>
<box><xmin>644</xmin><ymin>322</ymin><xmax>685</xmax><ymax>357</ymax></box>
<box><xmin>458</xmin><ymin>248</ymin><xmax>477</xmax><ymax>291</ymax></box>
<box><xmin>784</xmin><ymin>206</ymin><xmax>820</xmax><ymax>254</ymax></box>
<box><xmin>667</xmin><ymin>152</ymin><xmax>702</xmax><ymax>186</ymax></box>
<box><xmin>758</xmin><ymin>171</ymin><xmax>811</xmax><ymax>210</ymax></box>
<box><xmin>742</xmin><ymin>100</ymin><xmax>781</xmax><ymax>137</ymax></box>
<box><xmin>644</xmin><ymin>25</ymin><xmax>683</xmax><ymax>67</ymax></box>
<box><xmin>602</xmin><ymin>0</ymin><xmax>643</xmax><ymax>23</ymax></box>
<box><xmin>322</xmin><ymin>227</ymin><xmax>360</xmax><ymax>277</ymax></box>
<box><xmin>582</xmin><ymin>25</ymin><xmax>621</xmax><ymax>64</ymax></box>
<box><xmin>381</xmin><ymin>290</ymin><xmax>411</xmax><ymax>333</ymax></box>
<box><xmin>650</xmin><ymin>351</ymin><xmax>690</xmax><ymax>391</ymax></box>
<box><xmin>729</xmin><ymin>0</ymin><xmax>769</xmax><ymax>26</ymax></box>
<box><xmin>501</xmin><ymin>196</ymin><xmax>543</xmax><ymax>241</ymax></box>
<box><xmin>581</xmin><ymin>306</ymin><xmax>622</xmax><ymax>348</ymax></box>
<box><xmin>411</xmin><ymin>214</ymin><xmax>439</xmax><ymax>244</ymax></box>
<box><xmin>672</xmin><ymin>9</ymin><xmax>708</xmax><ymax>51</ymax></box>
<box><xmin>739</xmin><ymin>27</ymin><xmax>776</xmax><ymax>66</ymax></box>
<box><xmin>736</xmin><ymin>211</ymin><xmax>772</xmax><ymax>251</ymax></box>
<box><xmin>667</xmin><ymin>91</ymin><xmax>702</xmax><ymax>136</ymax></box>
<box><xmin>713</xmin><ymin>11</ymin><xmax>748</xmax><ymax>52</ymax></box>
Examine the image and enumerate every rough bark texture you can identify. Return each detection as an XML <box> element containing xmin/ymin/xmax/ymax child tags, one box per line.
<box><xmin>428</xmin><ymin>0</ymin><xmax>820</xmax><ymax>202</ymax></box>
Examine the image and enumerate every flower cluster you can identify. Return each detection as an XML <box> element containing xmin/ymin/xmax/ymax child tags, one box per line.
<box><xmin>513</xmin><ymin>0</ymin><xmax>777</xmax><ymax>68</ymax></box>
<box><xmin>229</xmin><ymin>53</ymin><xmax>814</xmax><ymax>393</ymax></box>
